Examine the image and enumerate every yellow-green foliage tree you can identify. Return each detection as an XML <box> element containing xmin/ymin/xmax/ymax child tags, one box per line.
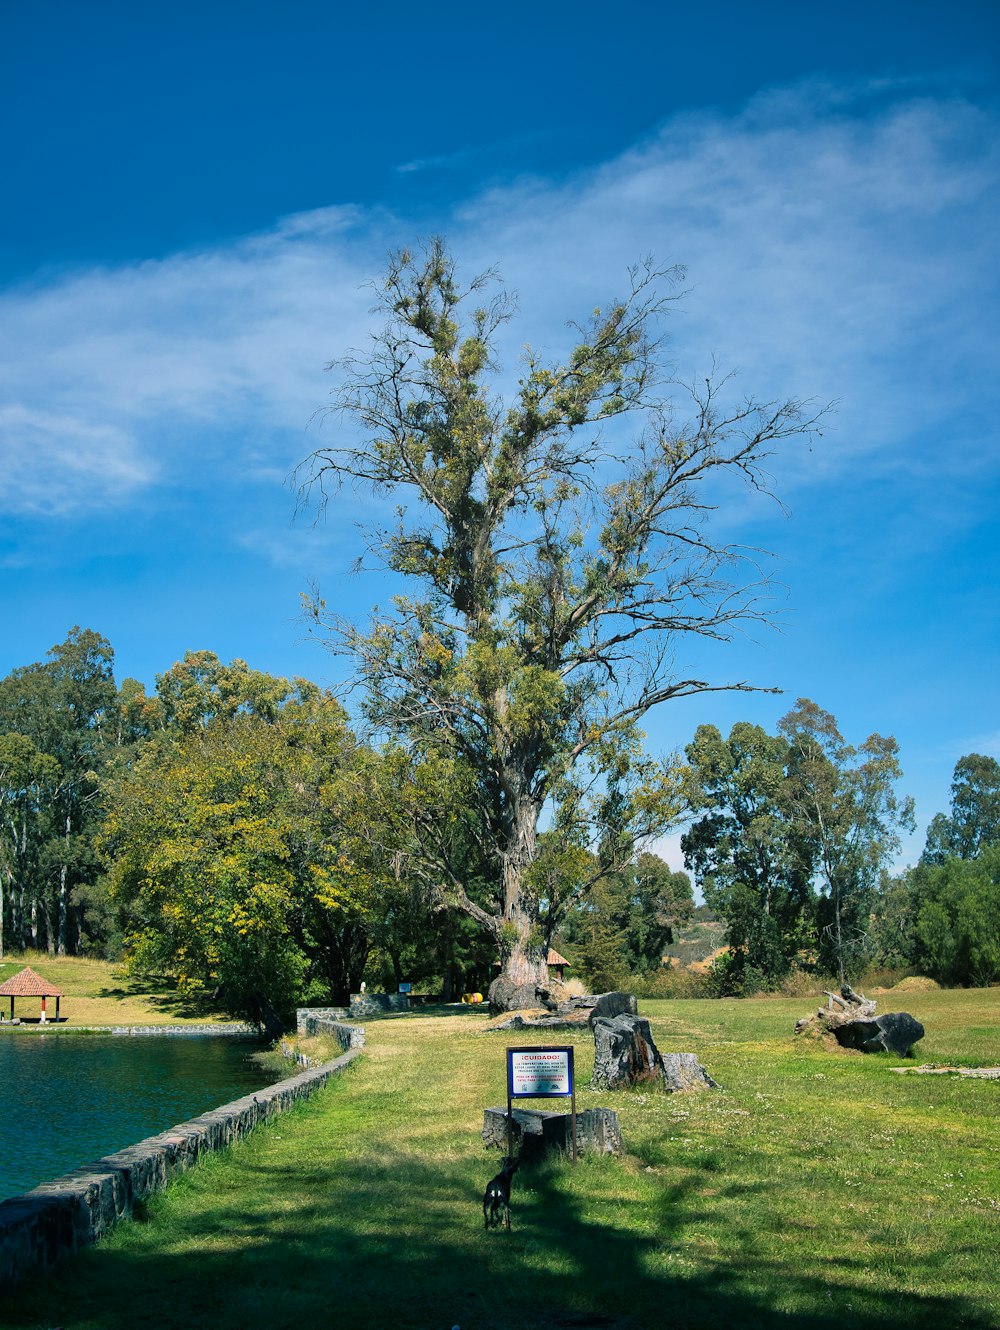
<box><xmin>100</xmin><ymin>657</ymin><xmax>390</xmax><ymax>1032</ymax></box>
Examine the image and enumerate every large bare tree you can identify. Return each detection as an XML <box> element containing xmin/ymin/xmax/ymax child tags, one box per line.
<box><xmin>301</xmin><ymin>240</ymin><xmax>821</xmax><ymax>1010</ymax></box>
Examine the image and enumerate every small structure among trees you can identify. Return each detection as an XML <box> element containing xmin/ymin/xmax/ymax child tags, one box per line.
<box><xmin>546</xmin><ymin>947</ymin><xmax>569</xmax><ymax>982</ymax></box>
<box><xmin>0</xmin><ymin>965</ymin><xmax>63</xmax><ymax>1022</ymax></box>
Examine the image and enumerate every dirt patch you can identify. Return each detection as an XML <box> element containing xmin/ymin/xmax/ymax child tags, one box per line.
<box><xmin>892</xmin><ymin>1064</ymin><xmax>1000</xmax><ymax>1079</ymax></box>
<box><xmin>686</xmin><ymin>947</ymin><xmax>728</xmax><ymax>976</ymax></box>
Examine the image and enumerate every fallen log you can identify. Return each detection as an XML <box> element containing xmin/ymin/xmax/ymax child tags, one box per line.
<box><xmin>794</xmin><ymin>985</ymin><xmax>924</xmax><ymax>1057</ymax></box>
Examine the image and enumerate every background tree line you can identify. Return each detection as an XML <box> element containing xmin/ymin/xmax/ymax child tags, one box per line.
<box><xmin>1</xmin><ymin>628</ymin><xmax>996</xmax><ymax>1031</ymax></box>
<box><xmin>0</xmin><ymin>628</ymin><xmax>685</xmax><ymax>1027</ymax></box>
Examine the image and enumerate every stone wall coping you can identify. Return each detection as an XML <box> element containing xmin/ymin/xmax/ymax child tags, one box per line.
<box><xmin>0</xmin><ymin>1047</ymin><xmax>361</xmax><ymax>1290</ymax></box>
<box><xmin>0</xmin><ymin>1022</ymin><xmax>259</xmax><ymax>1037</ymax></box>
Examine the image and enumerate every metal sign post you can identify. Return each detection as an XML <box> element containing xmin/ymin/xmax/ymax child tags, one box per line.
<box><xmin>506</xmin><ymin>1045</ymin><xmax>577</xmax><ymax>1162</ymax></box>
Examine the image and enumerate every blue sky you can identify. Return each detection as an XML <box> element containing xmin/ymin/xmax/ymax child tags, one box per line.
<box><xmin>1</xmin><ymin>0</ymin><xmax>998</xmax><ymax>869</ymax></box>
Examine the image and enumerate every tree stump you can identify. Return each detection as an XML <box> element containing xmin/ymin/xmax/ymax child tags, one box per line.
<box><xmin>591</xmin><ymin>1014</ymin><xmax>718</xmax><ymax>1092</ymax></box>
<box><xmin>586</xmin><ymin>991</ymin><xmax>639</xmax><ymax>1027</ymax></box>
<box><xmin>592</xmin><ymin>1014</ymin><xmax>663</xmax><ymax>1088</ymax></box>
<box><xmin>487</xmin><ymin>975</ymin><xmax>548</xmax><ymax>1015</ymax></box>
<box><xmin>660</xmin><ymin>1052</ymin><xmax>720</xmax><ymax>1093</ymax></box>
<box><xmin>482</xmin><ymin>1106</ymin><xmax>623</xmax><ymax>1156</ymax></box>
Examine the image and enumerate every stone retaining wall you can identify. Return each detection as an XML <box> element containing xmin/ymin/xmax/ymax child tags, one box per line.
<box><xmin>296</xmin><ymin>1009</ymin><xmax>367</xmax><ymax>1050</ymax></box>
<box><xmin>296</xmin><ymin>1006</ymin><xmax>348</xmax><ymax>1033</ymax></box>
<box><xmin>283</xmin><ymin>1020</ymin><xmax>364</xmax><ymax>1066</ymax></box>
<box><xmin>348</xmin><ymin>992</ymin><xmax>409</xmax><ymax>1018</ymax></box>
<box><xmin>0</xmin><ymin>1047</ymin><xmax>361</xmax><ymax>1291</ymax></box>
<box><xmin>295</xmin><ymin>996</ymin><xmax>407</xmax><ymax>1030</ymax></box>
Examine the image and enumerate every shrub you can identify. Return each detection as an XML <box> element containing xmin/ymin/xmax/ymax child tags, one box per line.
<box><xmin>631</xmin><ymin>964</ymin><xmax>712</xmax><ymax>999</ymax></box>
<box><xmin>777</xmin><ymin>968</ymin><xmax>826</xmax><ymax>998</ymax></box>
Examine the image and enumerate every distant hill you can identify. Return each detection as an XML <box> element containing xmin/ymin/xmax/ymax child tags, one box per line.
<box><xmin>663</xmin><ymin>917</ymin><xmax>727</xmax><ymax>968</ymax></box>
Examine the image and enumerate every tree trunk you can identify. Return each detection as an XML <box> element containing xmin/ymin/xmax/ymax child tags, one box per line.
<box><xmin>832</xmin><ymin>879</ymin><xmax>845</xmax><ymax>985</ymax></box>
<box><xmin>17</xmin><ymin>808</ymin><xmax>28</xmax><ymax>949</ymax></box>
<box><xmin>57</xmin><ymin>808</ymin><xmax>72</xmax><ymax>956</ymax></box>
<box><xmin>14</xmin><ymin>877</ymin><xmax>25</xmax><ymax>949</ymax></box>
<box><xmin>488</xmin><ymin>908</ymin><xmax>550</xmax><ymax>1013</ymax></box>
<box><xmin>252</xmin><ymin>992</ymin><xmax>285</xmax><ymax>1041</ymax></box>
<box><xmin>58</xmin><ymin>866</ymin><xmax>68</xmax><ymax>956</ymax></box>
<box><xmin>487</xmin><ymin>789</ymin><xmax>551</xmax><ymax>1012</ymax></box>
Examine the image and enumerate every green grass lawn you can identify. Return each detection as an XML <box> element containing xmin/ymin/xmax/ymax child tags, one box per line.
<box><xmin>3</xmin><ymin>989</ymin><xmax>999</xmax><ymax>1330</ymax></box>
<box><xmin>0</xmin><ymin>952</ymin><xmax>246</xmax><ymax>1027</ymax></box>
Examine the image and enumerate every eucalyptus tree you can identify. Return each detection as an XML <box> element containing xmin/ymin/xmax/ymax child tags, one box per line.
<box><xmin>778</xmin><ymin>699</ymin><xmax>914</xmax><ymax>983</ymax></box>
<box><xmin>681</xmin><ymin>720</ymin><xmax>812</xmax><ymax>992</ymax></box>
<box><xmin>300</xmin><ymin>240</ymin><xmax>820</xmax><ymax>1010</ymax></box>
<box><xmin>922</xmin><ymin>754</ymin><xmax>1000</xmax><ymax>864</ymax></box>
<box><xmin>0</xmin><ymin>627</ymin><xmax>117</xmax><ymax>954</ymax></box>
<box><xmin>906</xmin><ymin>846</ymin><xmax>1000</xmax><ymax>986</ymax></box>
<box><xmin>0</xmin><ymin>733</ymin><xmax>59</xmax><ymax>956</ymax></box>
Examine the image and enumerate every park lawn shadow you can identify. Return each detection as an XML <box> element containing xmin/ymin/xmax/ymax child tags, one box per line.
<box><xmin>4</xmin><ymin>1147</ymin><xmax>995</xmax><ymax>1330</ymax></box>
<box><xmin>96</xmin><ymin>974</ymin><xmax>236</xmax><ymax>1021</ymax></box>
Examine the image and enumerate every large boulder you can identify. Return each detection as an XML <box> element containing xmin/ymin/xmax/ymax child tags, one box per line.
<box><xmin>586</xmin><ymin>991</ymin><xmax>639</xmax><ymax>1028</ymax></box>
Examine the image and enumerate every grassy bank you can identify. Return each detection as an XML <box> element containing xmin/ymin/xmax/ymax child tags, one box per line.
<box><xmin>0</xmin><ymin>952</ymin><xmax>243</xmax><ymax>1027</ymax></box>
<box><xmin>3</xmin><ymin>988</ymin><xmax>999</xmax><ymax>1329</ymax></box>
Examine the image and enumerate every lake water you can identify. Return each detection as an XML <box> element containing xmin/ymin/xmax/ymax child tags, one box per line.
<box><xmin>0</xmin><ymin>1033</ymin><xmax>282</xmax><ymax>1202</ymax></box>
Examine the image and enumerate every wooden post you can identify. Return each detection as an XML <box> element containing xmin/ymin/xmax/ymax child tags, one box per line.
<box><xmin>570</xmin><ymin>1079</ymin><xmax>577</xmax><ymax>1163</ymax></box>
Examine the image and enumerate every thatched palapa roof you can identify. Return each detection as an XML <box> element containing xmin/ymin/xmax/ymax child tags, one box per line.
<box><xmin>0</xmin><ymin>966</ymin><xmax>63</xmax><ymax>997</ymax></box>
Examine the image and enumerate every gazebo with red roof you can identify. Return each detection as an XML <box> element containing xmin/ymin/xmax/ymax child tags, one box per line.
<box><xmin>547</xmin><ymin>947</ymin><xmax>570</xmax><ymax>981</ymax></box>
<box><xmin>0</xmin><ymin>966</ymin><xmax>63</xmax><ymax>1023</ymax></box>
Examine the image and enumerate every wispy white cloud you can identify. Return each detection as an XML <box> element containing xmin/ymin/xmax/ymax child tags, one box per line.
<box><xmin>0</xmin><ymin>78</ymin><xmax>995</xmax><ymax>532</ymax></box>
<box><xmin>457</xmin><ymin>86</ymin><xmax>998</xmax><ymax>482</ymax></box>
<box><xmin>0</xmin><ymin>404</ymin><xmax>152</xmax><ymax>515</ymax></box>
<box><xmin>395</xmin><ymin>148</ymin><xmax>479</xmax><ymax>175</ymax></box>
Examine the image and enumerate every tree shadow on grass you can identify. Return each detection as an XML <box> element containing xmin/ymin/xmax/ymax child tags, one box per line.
<box><xmin>4</xmin><ymin>1147</ymin><xmax>995</xmax><ymax>1330</ymax></box>
<box><xmin>96</xmin><ymin>973</ymin><xmax>238</xmax><ymax>1021</ymax></box>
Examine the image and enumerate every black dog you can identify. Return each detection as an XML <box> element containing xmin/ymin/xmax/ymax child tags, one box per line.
<box><xmin>483</xmin><ymin>1156</ymin><xmax>520</xmax><ymax>1230</ymax></box>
